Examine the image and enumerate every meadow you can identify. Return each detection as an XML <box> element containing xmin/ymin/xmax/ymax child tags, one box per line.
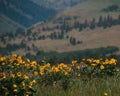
<box><xmin>0</xmin><ymin>54</ymin><xmax>120</xmax><ymax>96</ymax></box>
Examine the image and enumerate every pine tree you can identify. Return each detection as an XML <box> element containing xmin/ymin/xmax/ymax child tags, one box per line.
<box><xmin>97</xmin><ymin>16</ymin><xmax>103</xmax><ymax>27</ymax></box>
<box><xmin>90</xmin><ymin>18</ymin><xmax>96</xmax><ymax>30</ymax></box>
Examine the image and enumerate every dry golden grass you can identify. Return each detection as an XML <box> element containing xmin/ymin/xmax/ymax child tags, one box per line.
<box><xmin>55</xmin><ymin>0</ymin><xmax>120</xmax><ymax>22</ymax></box>
<box><xmin>7</xmin><ymin>25</ymin><xmax>120</xmax><ymax>55</ymax></box>
<box><xmin>28</xmin><ymin>25</ymin><xmax>120</xmax><ymax>53</ymax></box>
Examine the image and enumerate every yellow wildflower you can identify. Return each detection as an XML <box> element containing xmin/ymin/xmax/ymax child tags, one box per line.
<box><xmin>23</xmin><ymin>74</ymin><xmax>29</xmax><ymax>79</ymax></box>
<box><xmin>2</xmin><ymin>62</ymin><xmax>5</xmax><ymax>66</ymax></box>
<box><xmin>72</xmin><ymin>60</ymin><xmax>77</xmax><ymax>66</ymax></box>
<box><xmin>100</xmin><ymin>65</ymin><xmax>104</xmax><ymax>70</ymax></box>
<box><xmin>103</xmin><ymin>92</ymin><xmax>108</xmax><ymax>96</ymax></box>
<box><xmin>25</xmin><ymin>63</ymin><xmax>30</xmax><ymax>67</ymax></box>
<box><xmin>78</xmin><ymin>73</ymin><xmax>80</xmax><ymax>77</ymax></box>
<box><xmin>105</xmin><ymin>59</ymin><xmax>109</xmax><ymax>64</ymax></box>
<box><xmin>64</xmin><ymin>71</ymin><xmax>68</xmax><ymax>75</ymax></box>
<box><xmin>13</xmin><ymin>89</ymin><xmax>18</xmax><ymax>92</ymax></box>
<box><xmin>87</xmin><ymin>59</ymin><xmax>93</xmax><ymax>63</ymax></box>
<box><xmin>31</xmin><ymin>61</ymin><xmax>37</xmax><ymax>66</ymax></box>
<box><xmin>32</xmin><ymin>80</ymin><xmax>37</xmax><ymax>84</ymax></box>
<box><xmin>12</xmin><ymin>53</ymin><xmax>17</xmax><ymax>58</ymax></box>
<box><xmin>76</xmin><ymin>66</ymin><xmax>80</xmax><ymax>69</ymax></box>
<box><xmin>45</xmin><ymin>63</ymin><xmax>51</xmax><ymax>67</ymax></box>
<box><xmin>34</xmin><ymin>71</ymin><xmax>38</xmax><ymax>76</ymax></box>
<box><xmin>26</xmin><ymin>58</ymin><xmax>30</xmax><ymax>63</ymax></box>
<box><xmin>96</xmin><ymin>60</ymin><xmax>100</xmax><ymax>64</ymax></box>
<box><xmin>91</xmin><ymin>64</ymin><xmax>97</xmax><ymax>67</ymax></box>
<box><xmin>0</xmin><ymin>57</ymin><xmax>6</xmax><ymax>61</ymax></box>
<box><xmin>109</xmin><ymin>58</ymin><xmax>117</xmax><ymax>65</ymax></box>
<box><xmin>10</xmin><ymin>73</ymin><xmax>15</xmax><ymax>78</ymax></box>
<box><xmin>17</xmin><ymin>72</ymin><xmax>22</xmax><ymax>77</ymax></box>
<box><xmin>21</xmin><ymin>82</ymin><xmax>25</xmax><ymax>87</ymax></box>
<box><xmin>17</xmin><ymin>56</ymin><xmax>23</xmax><ymax>64</ymax></box>
<box><xmin>40</xmin><ymin>72</ymin><xmax>44</xmax><ymax>76</ymax></box>
<box><xmin>2</xmin><ymin>72</ymin><xmax>6</xmax><ymax>79</ymax></box>
<box><xmin>29</xmin><ymin>82</ymin><xmax>33</xmax><ymax>88</ymax></box>
<box><xmin>51</xmin><ymin>66</ymin><xmax>60</xmax><ymax>73</ymax></box>
<box><xmin>13</xmin><ymin>84</ymin><xmax>17</xmax><ymax>88</ymax></box>
<box><xmin>25</xmin><ymin>94</ymin><xmax>29</xmax><ymax>96</ymax></box>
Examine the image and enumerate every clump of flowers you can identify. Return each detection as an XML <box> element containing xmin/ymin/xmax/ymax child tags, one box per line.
<box><xmin>81</xmin><ymin>58</ymin><xmax>117</xmax><ymax>78</ymax></box>
<box><xmin>0</xmin><ymin>54</ymin><xmax>37</xmax><ymax>96</ymax></box>
<box><xmin>0</xmin><ymin>54</ymin><xmax>118</xmax><ymax>93</ymax></box>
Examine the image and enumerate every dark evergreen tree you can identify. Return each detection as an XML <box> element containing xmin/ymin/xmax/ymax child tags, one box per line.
<box><xmin>74</xmin><ymin>21</ymin><xmax>80</xmax><ymax>29</ymax></box>
<box><xmin>53</xmin><ymin>32</ymin><xmax>58</xmax><ymax>39</ymax></box>
<box><xmin>79</xmin><ymin>24</ymin><xmax>83</xmax><ymax>31</ymax></box>
<box><xmin>42</xmin><ymin>35</ymin><xmax>46</xmax><ymax>40</ymax></box>
<box><xmin>90</xmin><ymin>18</ymin><xmax>96</xmax><ymax>30</ymax></box>
<box><xmin>97</xmin><ymin>16</ymin><xmax>103</xmax><ymax>27</ymax></box>
<box><xmin>50</xmin><ymin>32</ymin><xmax>58</xmax><ymax>39</ymax></box>
<box><xmin>106</xmin><ymin>15</ymin><xmax>113</xmax><ymax>27</ymax></box>
<box><xmin>84</xmin><ymin>19</ymin><xmax>88</xmax><ymax>28</ymax></box>
<box><xmin>103</xmin><ymin>17</ymin><xmax>107</xmax><ymax>29</ymax></box>
<box><xmin>69</xmin><ymin>37</ymin><xmax>76</xmax><ymax>45</ymax></box>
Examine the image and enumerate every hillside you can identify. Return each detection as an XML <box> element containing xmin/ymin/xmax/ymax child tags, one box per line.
<box><xmin>0</xmin><ymin>0</ymin><xmax>56</xmax><ymax>28</ymax></box>
<box><xmin>0</xmin><ymin>14</ymin><xmax>24</xmax><ymax>34</ymax></box>
<box><xmin>29</xmin><ymin>25</ymin><xmax>120</xmax><ymax>52</ymax></box>
<box><xmin>0</xmin><ymin>0</ymin><xmax>86</xmax><ymax>33</ymax></box>
<box><xmin>53</xmin><ymin>0</ymin><xmax>120</xmax><ymax>23</ymax></box>
<box><xmin>0</xmin><ymin>0</ymin><xmax>120</xmax><ymax>56</ymax></box>
<box><xmin>29</xmin><ymin>0</ymin><xmax>120</xmax><ymax>52</ymax></box>
<box><xmin>30</xmin><ymin>0</ymin><xmax>85</xmax><ymax>11</ymax></box>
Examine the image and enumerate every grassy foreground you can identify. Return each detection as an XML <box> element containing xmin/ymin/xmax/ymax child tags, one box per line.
<box><xmin>35</xmin><ymin>73</ymin><xmax>120</xmax><ymax>96</ymax></box>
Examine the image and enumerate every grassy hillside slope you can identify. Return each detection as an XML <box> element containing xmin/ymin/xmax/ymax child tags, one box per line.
<box><xmin>0</xmin><ymin>14</ymin><xmax>24</xmax><ymax>34</ymax></box>
<box><xmin>55</xmin><ymin>0</ymin><xmax>120</xmax><ymax>22</ymax></box>
<box><xmin>31</xmin><ymin>0</ymin><xmax>85</xmax><ymax>11</ymax></box>
<box><xmin>30</xmin><ymin>25</ymin><xmax>120</xmax><ymax>52</ymax></box>
<box><xmin>29</xmin><ymin>0</ymin><xmax>120</xmax><ymax>52</ymax></box>
<box><xmin>0</xmin><ymin>0</ymin><xmax>56</xmax><ymax>34</ymax></box>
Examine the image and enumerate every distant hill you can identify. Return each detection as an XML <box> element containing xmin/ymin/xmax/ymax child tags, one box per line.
<box><xmin>30</xmin><ymin>0</ymin><xmax>86</xmax><ymax>11</ymax></box>
<box><xmin>0</xmin><ymin>0</ymin><xmax>56</xmax><ymax>28</ymax></box>
<box><xmin>0</xmin><ymin>14</ymin><xmax>24</xmax><ymax>34</ymax></box>
<box><xmin>0</xmin><ymin>0</ymin><xmax>86</xmax><ymax>33</ymax></box>
<box><xmin>29</xmin><ymin>0</ymin><xmax>120</xmax><ymax>52</ymax></box>
<box><xmin>54</xmin><ymin>0</ymin><xmax>120</xmax><ymax>22</ymax></box>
